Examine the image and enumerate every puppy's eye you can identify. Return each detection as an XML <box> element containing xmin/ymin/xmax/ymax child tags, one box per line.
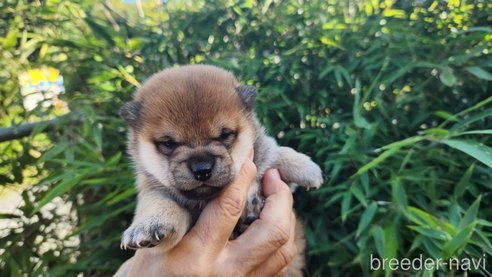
<box><xmin>218</xmin><ymin>129</ymin><xmax>237</xmax><ymax>142</ymax></box>
<box><xmin>160</xmin><ymin>140</ymin><xmax>176</xmax><ymax>148</ymax></box>
<box><xmin>155</xmin><ymin>137</ymin><xmax>177</xmax><ymax>153</ymax></box>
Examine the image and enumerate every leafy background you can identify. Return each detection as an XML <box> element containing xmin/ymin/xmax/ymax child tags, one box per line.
<box><xmin>1</xmin><ymin>0</ymin><xmax>492</xmax><ymax>276</ymax></box>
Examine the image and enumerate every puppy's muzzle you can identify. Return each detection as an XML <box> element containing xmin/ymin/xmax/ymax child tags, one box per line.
<box><xmin>187</xmin><ymin>154</ymin><xmax>215</xmax><ymax>181</ymax></box>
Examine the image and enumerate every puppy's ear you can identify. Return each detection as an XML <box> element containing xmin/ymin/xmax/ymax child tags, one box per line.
<box><xmin>235</xmin><ymin>85</ymin><xmax>256</xmax><ymax>111</ymax></box>
<box><xmin>119</xmin><ymin>101</ymin><xmax>142</xmax><ymax>127</ymax></box>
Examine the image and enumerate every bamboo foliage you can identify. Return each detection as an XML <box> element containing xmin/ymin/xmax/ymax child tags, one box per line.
<box><xmin>0</xmin><ymin>0</ymin><xmax>491</xmax><ymax>276</ymax></box>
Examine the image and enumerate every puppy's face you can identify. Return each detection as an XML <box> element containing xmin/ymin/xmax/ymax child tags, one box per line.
<box><xmin>120</xmin><ymin>65</ymin><xmax>256</xmax><ymax>200</ymax></box>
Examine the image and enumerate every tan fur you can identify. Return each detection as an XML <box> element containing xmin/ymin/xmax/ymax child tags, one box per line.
<box><xmin>135</xmin><ymin>65</ymin><xmax>245</xmax><ymax>145</ymax></box>
<box><xmin>287</xmin><ymin>219</ymin><xmax>307</xmax><ymax>277</ymax></box>
<box><xmin>117</xmin><ymin>65</ymin><xmax>323</xmax><ymax>276</ymax></box>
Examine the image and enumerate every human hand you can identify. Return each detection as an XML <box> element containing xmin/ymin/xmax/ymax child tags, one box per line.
<box><xmin>122</xmin><ymin>152</ymin><xmax>298</xmax><ymax>276</ymax></box>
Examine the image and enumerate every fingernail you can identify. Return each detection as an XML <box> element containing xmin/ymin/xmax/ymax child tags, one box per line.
<box><xmin>248</xmin><ymin>148</ymin><xmax>254</xmax><ymax>161</ymax></box>
<box><xmin>270</xmin><ymin>168</ymin><xmax>280</xmax><ymax>178</ymax></box>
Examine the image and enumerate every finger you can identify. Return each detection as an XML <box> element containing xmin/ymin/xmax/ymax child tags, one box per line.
<box><xmin>186</xmin><ymin>149</ymin><xmax>256</xmax><ymax>254</ymax></box>
<box><xmin>225</xmin><ymin>169</ymin><xmax>293</xmax><ymax>270</ymax></box>
<box><xmin>127</xmin><ymin>249</ymin><xmax>163</xmax><ymax>276</ymax></box>
<box><xmin>262</xmin><ymin>169</ymin><xmax>291</xmax><ymax>198</ymax></box>
<box><xmin>248</xmin><ymin>212</ymin><xmax>297</xmax><ymax>277</ymax></box>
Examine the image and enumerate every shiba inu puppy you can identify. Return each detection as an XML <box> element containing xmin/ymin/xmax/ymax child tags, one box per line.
<box><xmin>119</xmin><ymin>64</ymin><xmax>323</xmax><ymax>275</ymax></box>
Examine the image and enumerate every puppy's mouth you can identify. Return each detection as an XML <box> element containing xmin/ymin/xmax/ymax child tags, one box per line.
<box><xmin>179</xmin><ymin>184</ymin><xmax>224</xmax><ymax>200</ymax></box>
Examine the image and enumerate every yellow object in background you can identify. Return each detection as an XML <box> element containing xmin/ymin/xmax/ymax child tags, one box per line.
<box><xmin>18</xmin><ymin>66</ymin><xmax>67</xmax><ymax>112</ymax></box>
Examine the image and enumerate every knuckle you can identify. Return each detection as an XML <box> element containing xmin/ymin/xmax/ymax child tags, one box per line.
<box><xmin>277</xmin><ymin>247</ymin><xmax>294</xmax><ymax>268</ymax></box>
<box><xmin>241</xmin><ymin>160</ymin><xmax>257</xmax><ymax>178</ymax></box>
<box><xmin>269</xmin><ymin>221</ymin><xmax>290</xmax><ymax>248</ymax></box>
<box><xmin>219</xmin><ymin>187</ymin><xmax>244</xmax><ymax>217</ymax></box>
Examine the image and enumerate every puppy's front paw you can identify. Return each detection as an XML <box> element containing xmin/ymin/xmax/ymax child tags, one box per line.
<box><xmin>277</xmin><ymin>147</ymin><xmax>324</xmax><ymax>190</ymax></box>
<box><xmin>121</xmin><ymin>216</ymin><xmax>175</xmax><ymax>250</ymax></box>
<box><xmin>300</xmin><ymin>161</ymin><xmax>324</xmax><ymax>189</ymax></box>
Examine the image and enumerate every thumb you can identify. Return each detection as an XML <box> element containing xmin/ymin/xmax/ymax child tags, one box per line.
<box><xmin>186</xmin><ymin>149</ymin><xmax>256</xmax><ymax>254</ymax></box>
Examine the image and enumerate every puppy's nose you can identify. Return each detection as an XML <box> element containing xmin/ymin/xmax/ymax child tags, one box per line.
<box><xmin>188</xmin><ymin>155</ymin><xmax>215</xmax><ymax>181</ymax></box>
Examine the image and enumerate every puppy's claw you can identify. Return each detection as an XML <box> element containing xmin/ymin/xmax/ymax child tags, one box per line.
<box><xmin>121</xmin><ymin>216</ymin><xmax>176</xmax><ymax>249</ymax></box>
<box><xmin>298</xmin><ymin>162</ymin><xmax>323</xmax><ymax>189</ymax></box>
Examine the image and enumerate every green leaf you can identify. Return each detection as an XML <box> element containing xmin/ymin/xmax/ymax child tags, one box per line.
<box><xmin>39</xmin><ymin>141</ymin><xmax>70</xmax><ymax>162</ymax></box>
<box><xmin>2</xmin><ymin>28</ymin><xmax>18</xmax><ymax>49</ymax></box>
<box><xmin>353</xmin><ymin>79</ymin><xmax>370</xmax><ymax>129</ymax></box>
<box><xmin>441</xmin><ymin>222</ymin><xmax>476</xmax><ymax>259</ymax></box>
<box><xmin>80</xmin><ymin>177</ymin><xmax>114</xmax><ymax>186</ymax></box>
<box><xmin>434</xmin><ymin>110</ymin><xmax>458</xmax><ymax>121</ymax></box>
<box><xmin>324</xmin><ymin>192</ymin><xmax>343</xmax><ymax>207</ymax></box>
<box><xmin>106</xmin><ymin>151</ymin><xmax>122</xmax><ymax>166</ymax></box>
<box><xmin>475</xmin><ymin>230</ymin><xmax>492</xmax><ymax>256</ymax></box>
<box><xmin>107</xmin><ymin>187</ymin><xmax>137</xmax><ymax>205</ymax></box>
<box><xmin>359</xmin><ymin>172</ymin><xmax>369</xmax><ymax>194</ymax></box>
<box><xmin>441</xmin><ymin>139</ymin><xmax>492</xmax><ymax>168</ymax></box>
<box><xmin>408</xmin><ymin>226</ymin><xmax>451</xmax><ymax>240</ymax></box>
<box><xmin>319</xmin><ymin>66</ymin><xmax>333</xmax><ymax>79</ymax></box>
<box><xmin>0</xmin><ymin>213</ymin><xmax>20</xmax><ymax>219</ymax></box>
<box><xmin>9</xmin><ymin>258</ymin><xmax>22</xmax><ymax>277</ymax></box>
<box><xmin>84</xmin><ymin>18</ymin><xmax>115</xmax><ymax>46</ymax></box>
<box><xmin>341</xmin><ymin>191</ymin><xmax>351</xmax><ymax>222</ymax></box>
<box><xmin>350</xmin><ymin>184</ymin><xmax>367</xmax><ymax>207</ymax></box>
<box><xmin>421</xmin><ymin>128</ymin><xmax>449</xmax><ymax>137</ymax></box>
<box><xmin>407</xmin><ymin>207</ymin><xmax>440</xmax><ymax>228</ymax></box>
<box><xmin>454</xmin><ymin>129</ymin><xmax>492</xmax><ymax>136</ymax></box>
<box><xmin>449</xmin><ymin>202</ymin><xmax>461</xmax><ymax>227</ymax></box>
<box><xmin>334</xmin><ymin>68</ymin><xmax>343</xmax><ymax>87</ymax></box>
<box><xmin>93</xmin><ymin>124</ymin><xmax>103</xmax><ymax>152</ymax></box>
<box><xmin>356</xmin><ymin>202</ymin><xmax>378</xmax><ymax>237</ymax></box>
<box><xmin>383</xmin><ymin>224</ymin><xmax>398</xmax><ymax>277</ymax></box>
<box><xmin>372</xmin><ymin>226</ymin><xmax>385</xmax><ymax>258</ymax></box>
<box><xmin>453</xmin><ymin>163</ymin><xmax>475</xmax><ymax>198</ymax></box>
<box><xmin>32</xmin><ymin>174</ymin><xmax>85</xmax><ymax>214</ymax></box>
<box><xmin>352</xmin><ymin>147</ymin><xmax>399</xmax><ymax>177</ymax></box>
<box><xmin>459</xmin><ymin>196</ymin><xmax>481</xmax><ymax>229</ymax></box>
<box><xmin>422</xmin><ymin>237</ymin><xmax>442</xmax><ymax>259</ymax></box>
<box><xmin>391</xmin><ymin>177</ymin><xmax>407</xmax><ymax>210</ymax></box>
<box><xmin>450</xmin><ymin>107</ymin><xmax>492</xmax><ymax>132</ymax></box>
<box><xmin>117</xmin><ymin>65</ymin><xmax>140</xmax><ymax>87</ymax></box>
<box><xmin>70</xmin><ymin>202</ymin><xmax>134</xmax><ymax>236</ymax></box>
<box><xmin>261</xmin><ymin>0</ymin><xmax>274</xmax><ymax>14</ymax></box>
<box><xmin>127</xmin><ymin>37</ymin><xmax>146</xmax><ymax>51</ymax></box>
<box><xmin>380</xmin><ymin>136</ymin><xmax>424</xmax><ymax>151</ymax></box>
<box><xmin>439</xmin><ymin>66</ymin><xmax>456</xmax><ymax>87</ymax></box>
<box><xmin>477</xmin><ymin>219</ymin><xmax>492</xmax><ymax>228</ymax></box>
<box><xmin>454</xmin><ymin>26</ymin><xmax>492</xmax><ymax>35</ymax></box>
<box><xmin>465</xmin><ymin>66</ymin><xmax>492</xmax><ymax>81</ymax></box>
<box><xmin>339</xmin><ymin>67</ymin><xmax>352</xmax><ymax>87</ymax></box>
<box><xmin>422</xmin><ymin>268</ymin><xmax>435</xmax><ymax>277</ymax></box>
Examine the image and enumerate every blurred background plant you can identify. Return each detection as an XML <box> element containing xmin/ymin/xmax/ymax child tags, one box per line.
<box><xmin>1</xmin><ymin>0</ymin><xmax>491</xmax><ymax>276</ymax></box>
